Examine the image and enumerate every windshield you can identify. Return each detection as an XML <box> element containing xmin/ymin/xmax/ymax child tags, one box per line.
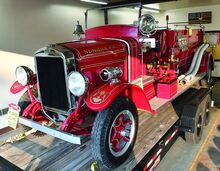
<box><xmin>85</xmin><ymin>3</ymin><xmax>141</xmax><ymax>29</ymax></box>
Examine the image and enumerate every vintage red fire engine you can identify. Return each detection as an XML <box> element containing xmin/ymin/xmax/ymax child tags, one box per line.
<box><xmin>10</xmin><ymin>6</ymin><xmax>213</xmax><ymax>169</ymax></box>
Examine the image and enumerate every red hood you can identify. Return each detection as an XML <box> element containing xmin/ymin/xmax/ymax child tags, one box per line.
<box><xmin>60</xmin><ymin>38</ymin><xmax>128</xmax><ymax>71</ymax></box>
<box><xmin>61</xmin><ymin>39</ymin><xmax>126</xmax><ymax>59</ymax></box>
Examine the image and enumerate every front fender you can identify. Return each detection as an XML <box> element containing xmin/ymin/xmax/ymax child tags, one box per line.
<box><xmin>86</xmin><ymin>83</ymin><xmax>155</xmax><ymax>114</ymax></box>
<box><xmin>10</xmin><ymin>76</ymin><xmax>38</xmax><ymax>94</ymax></box>
<box><xmin>10</xmin><ymin>81</ymin><xmax>26</xmax><ymax>94</ymax></box>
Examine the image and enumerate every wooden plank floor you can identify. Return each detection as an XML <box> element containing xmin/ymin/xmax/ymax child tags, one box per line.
<box><xmin>0</xmin><ymin>103</ymin><xmax>178</xmax><ymax>171</ymax></box>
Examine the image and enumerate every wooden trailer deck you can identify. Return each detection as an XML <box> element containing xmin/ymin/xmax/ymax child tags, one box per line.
<box><xmin>0</xmin><ymin>105</ymin><xmax>178</xmax><ymax>171</ymax></box>
<box><xmin>0</xmin><ymin>74</ymin><xmax>205</xmax><ymax>171</ymax></box>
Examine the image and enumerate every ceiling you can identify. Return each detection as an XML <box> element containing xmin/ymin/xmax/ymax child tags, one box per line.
<box><xmin>98</xmin><ymin>0</ymin><xmax>220</xmax><ymax>10</ymax></box>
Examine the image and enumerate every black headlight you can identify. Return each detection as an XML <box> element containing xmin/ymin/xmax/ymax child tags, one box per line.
<box><xmin>15</xmin><ymin>66</ymin><xmax>34</xmax><ymax>86</ymax></box>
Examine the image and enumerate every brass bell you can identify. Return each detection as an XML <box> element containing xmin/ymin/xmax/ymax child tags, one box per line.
<box><xmin>73</xmin><ymin>21</ymin><xmax>84</xmax><ymax>36</ymax></box>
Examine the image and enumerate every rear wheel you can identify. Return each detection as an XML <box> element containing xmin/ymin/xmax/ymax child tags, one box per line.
<box><xmin>206</xmin><ymin>60</ymin><xmax>212</xmax><ymax>83</ymax></box>
<box><xmin>203</xmin><ymin>95</ymin><xmax>211</xmax><ymax>126</ymax></box>
<box><xmin>200</xmin><ymin>59</ymin><xmax>213</xmax><ymax>87</ymax></box>
<box><xmin>185</xmin><ymin>108</ymin><xmax>203</xmax><ymax>144</ymax></box>
<box><xmin>91</xmin><ymin>96</ymin><xmax>138</xmax><ymax>168</ymax></box>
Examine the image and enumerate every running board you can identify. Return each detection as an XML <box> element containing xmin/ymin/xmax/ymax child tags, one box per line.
<box><xmin>19</xmin><ymin>117</ymin><xmax>82</xmax><ymax>144</ymax></box>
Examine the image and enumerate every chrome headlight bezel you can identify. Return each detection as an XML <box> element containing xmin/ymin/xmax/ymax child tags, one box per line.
<box><xmin>139</xmin><ymin>14</ymin><xmax>157</xmax><ymax>35</ymax></box>
<box><xmin>15</xmin><ymin>66</ymin><xmax>34</xmax><ymax>86</ymax></box>
<box><xmin>68</xmin><ymin>71</ymin><xmax>89</xmax><ymax>97</ymax></box>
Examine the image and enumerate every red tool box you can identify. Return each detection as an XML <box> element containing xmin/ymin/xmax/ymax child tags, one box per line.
<box><xmin>157</xmin><ymin>77</ymin><xmax>177</xmax><ymax>99</ymax></box>
<box><xmin>143</xmin><ymin>76</ymin><xmax>156</xmax><ymax>100</ymax></box>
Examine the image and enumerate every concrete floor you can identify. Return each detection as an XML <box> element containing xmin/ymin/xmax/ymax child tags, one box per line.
<box><xmin>194</xmin><ymin>81</ymin><xmax>220</xmax><ymax>171</ymax></box>
<box><xmin>156</xmin><ymin>81</ymin><xmax>220</xmax><ymax>171</ymax></box>
<box><xmin>194</xmin><ymin>122</ymin><xmax>220</xmax><ymax>171</ymax></box>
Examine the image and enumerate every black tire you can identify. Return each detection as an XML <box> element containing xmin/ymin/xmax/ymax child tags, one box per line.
<box><xmin>18</xmin><ymin>89</ymin><xmax>38</xmax><ymax>115</ymax></box>
<box><xmin>200</xmin><ymin>60</ymin><xmax>213</xmax><ymax>87</ymax></box>
<box><xmin>17</xmin><ymin>91</ymin><xmax>32</xmax><ymax>132</ymax></box>
<box><xmin>17</xmin><ymin>90</ymin><xmax>46</xmax><ymax>137</ymax></box>
<box><xmin>185</xmin><ymin>107</ymin><xmax>203</xmax><ymax>144</ymax></box>
<box><xmin>18</xmin><ymin>91</ymin><xmax>31</xmax><ymax>115</ymax></box>
<box><xmin>203</xmin><ymin>95</ymin><xmax>211</xmax><ymax>126</ymax></box>
<box><xmin>91</xmin><ymin>96</ymin><xmax>138</xmax><ymax>168</ymax></box>
<box><xmin>206</xmin><ymin>60</ymin><xmax>212</xmax><ymax>83</ymax></box>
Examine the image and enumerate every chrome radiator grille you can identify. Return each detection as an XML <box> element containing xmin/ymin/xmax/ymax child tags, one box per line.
<box><xmin>36</xmin><ymin>56</ymin><xmax>70</xmax><ymax>113</ymax></box>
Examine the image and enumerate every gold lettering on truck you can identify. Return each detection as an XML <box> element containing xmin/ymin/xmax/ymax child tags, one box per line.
<box><xmin>84</xmin><ymin>46</ymin><xmax>116</xmax><ymax>55</ymax></box>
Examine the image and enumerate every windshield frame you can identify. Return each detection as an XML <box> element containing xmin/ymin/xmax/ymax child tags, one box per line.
<box><xmin>84</xmin><ymin>2</ymin><xmax>143</xmax><ymax>29</ymax></box>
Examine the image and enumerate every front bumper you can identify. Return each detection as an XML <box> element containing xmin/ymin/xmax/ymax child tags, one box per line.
<box><xmin>19</xmin><ymin>117</ymin><xmax>82</xmax><ymax>144</ymax></box>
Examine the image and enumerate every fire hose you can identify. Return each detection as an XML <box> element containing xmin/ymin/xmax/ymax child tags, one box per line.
<box><xmin>178</xmin><ymin>43</ymin><xmax>209</xmax><ymax>84</ymax></box>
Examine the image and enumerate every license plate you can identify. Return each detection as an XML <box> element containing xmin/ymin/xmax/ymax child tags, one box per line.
<box><xmin>7</xmin><ymin>103</ymin><xmax>20</xmax><ymax>129</ymax></box>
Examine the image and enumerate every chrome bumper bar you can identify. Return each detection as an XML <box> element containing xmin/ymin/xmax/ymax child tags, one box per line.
<box><xmin>19</xmin><ymin>117</ymin><xmax>82</xmax><ymax>144</ymax></box>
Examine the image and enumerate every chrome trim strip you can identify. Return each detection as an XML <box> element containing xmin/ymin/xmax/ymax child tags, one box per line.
<box><xmin>19</xmin><ymin>117</ymin><xmax>82</xmax><ymax>144</ymax></box>
<box><xmin>44</xmin><ymin>106</ymin><xmax>69</xmax><ymax>115</ymax></box>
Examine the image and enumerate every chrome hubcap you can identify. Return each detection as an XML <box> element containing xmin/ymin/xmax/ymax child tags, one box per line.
<box><xmin>108</xmin><ymin>110</ymin><xmax>135</xmax><ymax>157</ymax></box>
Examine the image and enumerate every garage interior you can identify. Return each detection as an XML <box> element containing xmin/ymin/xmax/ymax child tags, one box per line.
<box><xmin>1</xmin><ymin>0</ymin><xmax>220</xmax><ymax>170</ymax></box>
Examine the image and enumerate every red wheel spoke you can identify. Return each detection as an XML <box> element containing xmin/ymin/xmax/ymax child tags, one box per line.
<box><xmin>110</xmin><ymin>127</ymin><xmax>118</xmax><ymax>143</ymax></box>
<box><xmin>115</xmin><ymin>141</ymin><xmax>120</xmax><ymax>152</ymax></box>
<box><xmin>123</xmin><ymin>119</ymin><xmax>132</xmax><ymax>126</ymax></box>
<box><xmin>109</xmin><ymin>110</ymin><xmax>135</xmax><ymax>156</ymax></box>
<box><xmin>123</xmin><ymin>136</ymin><xmax>130</xmax><ymax>142</ymax></box>
<box><xmin>117</xmin><ymin>114</ymin><xmax>125</xmax><ymax>127</ymax></box>
<box><xmin>112</xmin><ymin>139</ymin><xmax>120</xmax><ymax>152</ymax></box>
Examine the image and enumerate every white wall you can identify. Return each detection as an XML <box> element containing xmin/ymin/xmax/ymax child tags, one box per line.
<box><xmin>108</xmin><ymin>4</ymin><xmax>220</xmax><ymax>31</ymax></box>
<box><xmin>108</xmin><ymin>7</ymin><xmax>165</xmax><ymax>27</ymax></box>
<box><xmin>158</xmin><ymin>4</ymin><xmax>220</xmax><ymax>31</ymax></box>
<box><xmin>0</xmin><ymin>51</ymin><xmax>34</xmax><ymax>109</ymax></box>
<box><xmin>0</xmin><ymin>0</ymin><xmax>102</xmax><ymax>109</ymax></box>
<box><xmin>108</xmin><ymin>8</ymin><xmax>139</xmax><ymax>25</ymax></box>
<box><xmin>0</xmin><ymin>0</ymin><xmax>102</xmax><ymax>56</ymax></box>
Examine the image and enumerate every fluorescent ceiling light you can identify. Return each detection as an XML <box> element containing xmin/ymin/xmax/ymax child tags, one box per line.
<box><xmin>135</xmin><ymin>7</ymin><xmax>160</xmax><ymax>13</ymax></box>
<box><xmin>143</xmin><ymin>4</ymin><xmax>160</xmax><ymax>10</ymax></box>
<box><xmin>80</xmin><ymin>0</ymin><xmax>108</xmax><ymax>5</ymax></box>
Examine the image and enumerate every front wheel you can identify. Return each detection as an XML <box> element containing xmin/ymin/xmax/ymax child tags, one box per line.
<box><xmin>91</xmin><ymin>96</ymin><xmax>138</xmax><ymax>168</ymax></box>
<box><xmin>18</xmin><ymin>89</ymin><xmax>38</xmax><ymax>115</ymax></box>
